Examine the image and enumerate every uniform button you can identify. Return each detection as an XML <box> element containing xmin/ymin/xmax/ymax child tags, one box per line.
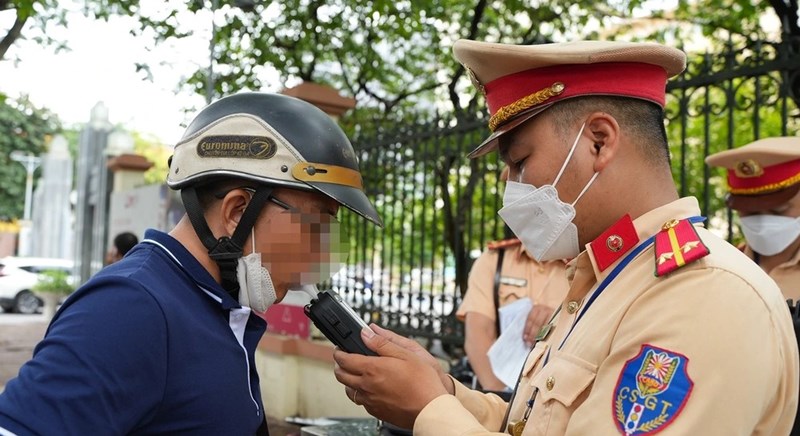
<box><xmin>566</xmin><ymin>300</ymin><xmax>580</xmax><ymax>314</ymax></box>
<box><xmin>546</xmin><ymin>376</ymin><xmax>555</xmax><ymax>390</ymax></box>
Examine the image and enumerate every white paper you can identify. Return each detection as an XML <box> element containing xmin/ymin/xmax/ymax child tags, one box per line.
<box><xmin>487</xmin><ymin>297</ymin><xmax>533</xmax><ymax>389</ymax></box>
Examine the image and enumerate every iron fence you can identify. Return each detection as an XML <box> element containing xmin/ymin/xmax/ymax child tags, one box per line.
<box><xmin>323</xmin><ymin>37</ymin><xmax>800</xmax><ymax>347</ymax></box>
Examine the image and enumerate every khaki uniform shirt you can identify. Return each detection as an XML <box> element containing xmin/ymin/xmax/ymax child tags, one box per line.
<box><xmin>743</xmin><ymin>245</ymin><xmax>800</xmax><ymax>301</ymax></box>
<box><xmin>415</xmin><ymin>198</ymin><xmax>799</xmax><ymax>435</ymax></box>
<box><xmin>457</xmin><ymin>243</ymin><xmax>569</xmax><ymax>322</ymax></box>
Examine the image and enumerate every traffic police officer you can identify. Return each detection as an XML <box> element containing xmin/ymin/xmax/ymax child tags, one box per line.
<box><xmin>332</xmin><ymin>40</ymin><xmax>799</xmax><ymax>435</ymax></box>
<box><xmin>706</xmin><ymin>137</ymin><xmax>800</xmax><ymax>300</ymax></box>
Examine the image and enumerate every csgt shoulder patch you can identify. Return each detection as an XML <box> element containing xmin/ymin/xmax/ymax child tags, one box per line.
<box><xmin>613</xmin><ymin>344</ymin><xmax>693</xmax><ymax>435</ymax></box>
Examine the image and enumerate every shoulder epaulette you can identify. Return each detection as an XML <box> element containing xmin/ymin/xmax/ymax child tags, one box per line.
<box><xmin>654</xmin><ymin>218</ymin><xmax>710</xmax><ymax>276</ymax></box>
<box><xmin>487</xmin><ymin>238</ymin><xmax>522</xmax><ymax>251</ymax></box>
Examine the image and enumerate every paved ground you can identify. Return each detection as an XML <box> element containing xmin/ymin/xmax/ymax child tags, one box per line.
<box><xmin>0</xmin><ymin>312</ymin><xmax>302</xmax><ymax>435</ymax></box>
<box><xmin>0</xmin><ymin>313</ymin><xmax>48</xmax><ymax>391</ymax></box>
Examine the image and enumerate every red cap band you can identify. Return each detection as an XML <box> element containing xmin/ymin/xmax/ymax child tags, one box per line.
<box><xmin>727</xmin><ymin>158</ymin><xmax>800</xmax><ymax>194</ymax></box>
<box><xmin>485</xmin><ymin>62</ymin><xmax>669</xmax><ymax>118</ymax></box>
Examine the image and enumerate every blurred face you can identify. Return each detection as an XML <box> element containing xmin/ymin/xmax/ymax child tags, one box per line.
<box><xmin>247</xmin><ymin>188</ymin><xmax>343</xmax><ymax>301</ymax></box>
<box><xmin>105</xmin><ymin>247</ymin><xmax>121</xmax><ymax>265</ymax></box>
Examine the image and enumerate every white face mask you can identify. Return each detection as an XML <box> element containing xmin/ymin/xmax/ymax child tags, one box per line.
<box><xmin>740</xmin><ymin>214</ymin><xmax>800</xmax><ymax>256</ymax></box>
<box><xmin>237</xmin><ymin>227</ymin><xmax>277</xmax><ymax>317</ymax></box>
<box><xmin>498</xmin><ymin>122</ymin><xmax>599</xmax><ymax>262</ymax></box>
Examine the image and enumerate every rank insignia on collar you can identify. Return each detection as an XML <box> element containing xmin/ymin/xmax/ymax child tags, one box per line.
<box><xmin>590</xmin><ymin>214</ymin><xmax>640</xmax><ymax>272</ymax></box>
<box><xmin>653</xmin><ymin>218</ymin><xmax>710</xmax><ymax>277</ymax></box>
<box><xmin>613</xmin><ymin>345</ymin><xmax>693</xmax><ymax>436</ymax></box>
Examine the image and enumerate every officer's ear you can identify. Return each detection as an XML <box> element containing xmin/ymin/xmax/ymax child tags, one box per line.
<box><xmin>219</xmin><ymin>189</ymin><xmax>250</xmax><ymax>236</ymax></box>
<box><xmin>585</xmin><ymin>112</ymin><xmax>620</xmax><ymax>173</ymax></box>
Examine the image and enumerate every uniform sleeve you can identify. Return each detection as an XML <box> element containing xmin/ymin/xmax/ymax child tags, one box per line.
<box><xmin>565</xmin><ymin>268</ymin><xmax>796</xmax><ymax>435</ymax></box>
<box><xmin>0</xmin><ymin>276</ymin><xmax>168</xmax><ymax>436</ymax></box>
<box><xmin>413</xmin><ymin>376</ymin><xmax>508</xmax><ymax>436</ymax></box>
<box><xmin>458</xmin><ymin>250</ymin><xmax>499</xmax><ymax>321</ymax></box>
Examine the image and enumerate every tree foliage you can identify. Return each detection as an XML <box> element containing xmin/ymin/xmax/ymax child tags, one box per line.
<box><xmin>0</xmin><ymin>0</ymin><xmax>68</xmax><ymax>61</ymax></box>
<box><xmin>4</xmin><ymin>1</ymin><xmax>798</xmax><ymax>115</ymax></box>
<box><xmin>132</xmin><ymin>133</ymin><xmax>171</xmax><ymax>185</ymax></box>
<box><xmin>2</xmin><ymin>0</ymin><xmax>798</xmax><ymax>106</ymax></box>
<box><xmin>0</xmin><ymin>95</ymin><xmax>61</xmax><ymax>220</ymax></box>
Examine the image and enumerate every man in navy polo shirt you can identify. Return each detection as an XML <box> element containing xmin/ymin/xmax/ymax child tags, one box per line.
<box><xmin>0</xmin><ymin>92</ymin><xmax>382</xmax><ymax>435</ymax></box>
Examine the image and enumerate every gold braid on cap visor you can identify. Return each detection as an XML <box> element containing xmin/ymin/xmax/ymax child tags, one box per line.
<box><xmin>292</xmin><ymin>162</ymin><xmax>364</xmax><ymax>189</ymax></box>
<box><xmin>488</xmin><ymin>82</ymin><xmax>565</xmax><ymax>132</ymax></box>
<box><xmin>728</xmin><ymin>172</ymin><xmax>800</xmax><ymax>195</ymax></box>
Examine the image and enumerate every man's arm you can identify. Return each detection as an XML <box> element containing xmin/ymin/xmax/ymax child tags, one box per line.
<box><xmin>0</xmin><ymin>276</ymin><xmax>168</xmax><ymax>435</ymax></box>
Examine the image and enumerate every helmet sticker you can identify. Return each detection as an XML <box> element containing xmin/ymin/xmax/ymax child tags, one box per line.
<box><xmin>197</xmin><ymin>135</ymin><xmax>278</xmax><ymax>159</ymax></box>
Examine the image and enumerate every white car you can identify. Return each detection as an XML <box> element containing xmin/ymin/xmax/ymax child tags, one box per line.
<box><xmin>0</xmin><ymin>257</ymin><xmax>75</xmax><ymax>314</ymax></box>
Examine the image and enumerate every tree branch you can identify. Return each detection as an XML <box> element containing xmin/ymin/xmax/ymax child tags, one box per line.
<box><xmin>383</xmin><ymin>80</ymin><xmax>442</xmax><ymax>112</ymax></box>
<box><xmin>768</xmin><ymin>0</ymin><xmax>800</xmax><ymax>36</ymax></box>
<box><xmin>0</xmin><ymin>10</ymin><xmax>27</xmax><ymax>61</ymax></box>
<box><xmin>448</xmin><ymin>0</ymin><xmax>488</xmax><ymax>115</ymax></box>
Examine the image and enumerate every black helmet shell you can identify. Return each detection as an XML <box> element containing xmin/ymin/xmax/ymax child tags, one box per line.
<box><xmin>168</xmin><ymin>92</ymin><xmax>381</xmax><ymax>226</ymax></box>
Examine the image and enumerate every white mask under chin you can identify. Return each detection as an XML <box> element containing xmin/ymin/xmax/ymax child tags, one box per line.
<box><xmin>740</xmin><ymin>214</ymin><xmax>800</xmax><ymax>256</ymax></box>
<box><xmin>237</xmin><ymin>229</ymin><xmax>277</xmax><ymax>315</ymax></box>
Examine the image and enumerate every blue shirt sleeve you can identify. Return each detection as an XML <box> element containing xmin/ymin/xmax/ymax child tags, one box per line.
<box><xmin>0</xmin><ymin>275</ymin><xmax>168</xmax><ymax>436</ymax></box>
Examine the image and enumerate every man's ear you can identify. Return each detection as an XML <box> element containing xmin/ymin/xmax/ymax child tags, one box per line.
<box><xmin>219</xmin><ymin>189</ymin><xmax>250</xmax><ymax>236</ymax></box>
<box><xmin>585</xmin><ymin>112</ymin><xmax>620</xmax><ymax>173</ymax></box>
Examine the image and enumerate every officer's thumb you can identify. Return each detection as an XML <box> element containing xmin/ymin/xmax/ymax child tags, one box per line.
<box><xmin>361</xmin><ymin>327</ymin><xmax>407</xmax><ymax>359</ymax></box>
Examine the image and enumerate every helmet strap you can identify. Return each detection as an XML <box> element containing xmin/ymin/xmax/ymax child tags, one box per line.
<box><xmin>181</xmin><ymin>185</ymin><xmax>274</xmax><ymax>298</ymax></box>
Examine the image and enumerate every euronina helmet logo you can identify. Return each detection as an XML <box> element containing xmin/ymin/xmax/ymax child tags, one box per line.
<box><xmin>197</xmin><ymin>135</ymin><xmax>278</xmax><ymax>159</ymax></box>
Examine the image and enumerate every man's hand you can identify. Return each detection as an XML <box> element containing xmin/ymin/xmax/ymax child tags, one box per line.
<box><xmin>522</xmin><ymin>305</ymin><xmax>555</xmax><ymax>346</ymax></box>
<box><xmin>333</xmin><ymin>324</ymin><xmax>451</xmax><ymax>428</ymax></box>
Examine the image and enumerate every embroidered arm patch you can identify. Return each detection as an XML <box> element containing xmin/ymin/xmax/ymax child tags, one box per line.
<box><xmin>613</xmin><ymin>344</ymin><xmax>693</xmax><ymax>435</ymax></box>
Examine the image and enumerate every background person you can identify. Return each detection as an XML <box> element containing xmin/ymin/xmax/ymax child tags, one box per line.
<box><xmin>105</xmin><ymin>231</ymin><xmax>139</xmax><ymax>265</ymax></box>
<box><xmin>332</xmin><ymin>39</ymin><xmax>798</xmax><ymax>436</ymax></box>
<box><xmin>0</xmin><ymin>92</ymin><xmax>381</xmax><ymax>435</ymax></box>
<box><xmin>706</xmin><ymin>136</ymin><xmax>800</xmax><ymax>300</ymax></box>
<box><xmin>458</xmin><ymin>167</ymin><xmax>568</xmax><ymax>392</ymax></box>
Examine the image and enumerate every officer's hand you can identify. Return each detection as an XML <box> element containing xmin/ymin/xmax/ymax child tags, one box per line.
<box><xmin>523</xmin><ymin>305</ymin><xmax>555</xmax><ymax>346</ymax></box>
<box><xmin>333</xmin><ymin>326</ymin><xmax>449</xmax><ymax>429</ymax></box>
<box><xmin>368</xmin><ymin>324</ymin><xmax>451</xmax><ymax>387</ymax></box>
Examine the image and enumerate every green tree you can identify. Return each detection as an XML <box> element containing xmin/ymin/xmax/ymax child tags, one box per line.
<box><xmin>0</xmin><ymin>95</ymin><xmax>61</xmax><ymax>220</ymax></box>
<box><xmin>1</xmin><ymin>0</ymin><xmax>66</xmax><ymax>60</ymax></box>
<box><xmin>5</xmin><ymin>1</ymin><xmax>798</xmax><ymax>114</ymax></box>
<box><xmin>132</xmin><ymin>132</ymin><xmax>171</xmax><ymax>185</ymax></box>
